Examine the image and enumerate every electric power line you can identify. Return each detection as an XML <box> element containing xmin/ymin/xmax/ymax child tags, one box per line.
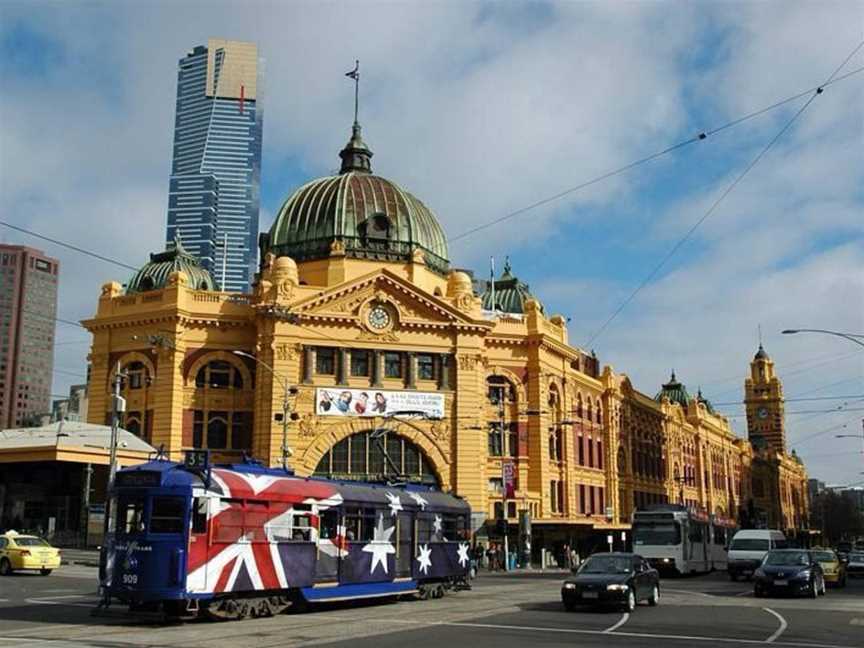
<box><xmin>711</xmin><ymin>394</ymin><xmax>864</xmax><ymax>408</ymax></box>
<box><xmin>584</xmin><ymin>43</ymin><xmax>864</xmax><ymax>347</ymax></box>
<box><xmin>447</xmin><ymin>64</ymin><xmax>864</xmax><ymax>246</ymax></box>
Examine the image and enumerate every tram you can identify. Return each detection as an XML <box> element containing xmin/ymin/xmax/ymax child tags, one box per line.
<box><xmin>99</xmin><ymin>451</ymin><xmax>471</xmax><ymax>619</ymax></box>
<box><xmin>632</xmin><ymin>504</ymin><xmax>737</xmax><ymax>575</ymax></box>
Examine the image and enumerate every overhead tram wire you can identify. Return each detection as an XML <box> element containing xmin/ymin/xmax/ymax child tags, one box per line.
<box><xmin>711</xmin><ymin>394</ymin><xmax>864</xmax><ymax>407</ymax></box>
<box><xmin>0</xmin><ymin>220</ymin><xmax>138</xmax><ymax>271</ymax></box>
<box><xmin>584</xmin><ymin>43</ymin><xmax>864</xmax><ymax>348</ymax></box>
<box><xmin>447</xmin><ymin>64</ymin><xmax>864</xmax><ymax>246</ymax></box>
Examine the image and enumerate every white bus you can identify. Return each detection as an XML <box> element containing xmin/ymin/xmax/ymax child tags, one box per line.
<box><xmin>632</xmin><ymin>505</ymin><xmax>737</xmax><ymax>576</ymax></box>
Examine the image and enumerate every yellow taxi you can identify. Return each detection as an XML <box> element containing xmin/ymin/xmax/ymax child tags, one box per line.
<box><xmin>0</xmin><ymin>531</ymin><xmax>61</xmax><ymax>575</ymax></box>
<box><xmin>811</xmin><ymin>547</ymin><xmax>846</xmax><ymax>588</ymax></box>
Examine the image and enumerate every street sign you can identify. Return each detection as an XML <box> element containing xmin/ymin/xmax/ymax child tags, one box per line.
<box><xmin>502</xmin><ymin>461</ymin><xmax>516</xmax><ymax>499</ymax></box>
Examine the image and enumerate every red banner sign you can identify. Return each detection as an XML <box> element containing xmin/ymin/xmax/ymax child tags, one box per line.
<box><xmin>502</xmin><ymin>461</ymin><xmax>516</xmax><ymax>499</ymax></box>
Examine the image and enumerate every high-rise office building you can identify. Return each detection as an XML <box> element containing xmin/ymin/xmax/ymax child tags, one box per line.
<box><xmin>0</xmin><ymin>245</ymin><xmax>59</xmax><ymax>428</ymax></box>
<box><xmin>165</xmin><ymin>38</ymin><xmax>263</xmax><ymax>293</ymax></box>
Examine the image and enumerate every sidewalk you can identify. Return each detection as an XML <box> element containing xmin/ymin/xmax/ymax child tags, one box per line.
<box><xmin>59</xmin><ymin>548</ymin><xmax>100</xmax><ymax>567</ymax></box>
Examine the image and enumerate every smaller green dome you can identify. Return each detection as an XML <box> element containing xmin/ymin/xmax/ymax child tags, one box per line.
<box><xmin>696</xmin><ymin>388</ymin><xmax>716</xmax><ymax>414</ymax></box>
<box><xmin>754</xmin><ymin>344</ymin><xmax>770</xmax><ymax>360</ymax></box>
<box><xmin>480</xmin><ymin>258</ymin><xmax>544</xmax><ymax>315</ymax></box>
<box><xmin>126</xmin><ymin>238</ymin><xmax>217</xmax><ymax>294</ymax></box>
<box><xmin>655</xmin><ymin>371</ymin><xmax>691</xmax><ymax>408</ymax></box>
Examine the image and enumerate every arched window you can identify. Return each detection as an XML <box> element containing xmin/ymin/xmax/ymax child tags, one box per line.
<box><xmin>125</xmin><ymin>412</ymin><xmax>142</xmax><ymax>438</ymax></box>
<box><xmin>195</xmin><ymin>360</ymin><xmax>244</xmax><ymax>389</ymax></box>
<box><xmin>124</xmin><ymin>361</ymin><xmax>149</xmax><ymax>390</ymax></box>
<box><xmin>487</xmin><ymin>375</ymin><xmax>515</xmax><ymax>404</ymax></box>
<box><xmin>587</xmin><ymin>400</ymin><xmax>593</xmax><ymax>422</ymax></box>
<box><xmin>314</xmin><ymin>430</ymin><xmax>438</xmax><ymax>486</ymax></box>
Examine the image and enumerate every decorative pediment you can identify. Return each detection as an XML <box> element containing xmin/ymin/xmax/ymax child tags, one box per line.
<box><xmin>291</xmin><ymin>269</ymin><xmax>488</xmax><ymax>331</ymax></box>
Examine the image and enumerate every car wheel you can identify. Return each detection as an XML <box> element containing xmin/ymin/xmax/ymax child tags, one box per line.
<box><xmin>624</xmin><ymin>588</ymin><xmax>636</xmax><ymax>613</ymax></box>
<box><xmin>40</xmin><ymin>568</ymin><xmax>52</xmax><ymax>576</ymax></box>
<box><xmin>0</xmin><ymin>559</ymin><xmax>12</xmax><ymax>576</ymax></box>
<box><xmin>819</xmin><ymin>576</ymin><xmax>826</xmax><ymax>596</ymax></box>
<box><xmin>648</xmin><ymin>585</ymin><xmax>660</xmax><ymax>606</ymax></box>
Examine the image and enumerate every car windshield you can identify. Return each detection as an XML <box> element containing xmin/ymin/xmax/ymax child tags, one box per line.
<box><xmin>848</xmin><ymin>553</ymin><xmax>864</xmax><ymax>562</ymax></box>
<box><xmin>579</xmin><ymin>556</ymin><xmax>632</xmax><ymax>574</ymax></box>
<box><xmin>812</xmin><ymin>551</ymin><xmax>835</xmax><ymax>562</ymax></box>
<box><xmin>633</xmin><ymin>522</ymin><xmax>681</xmax><ymax>546</ymax></box>
<box><xmin>764</xmin><ymin>551</ymin><xmax>810</xmax><ymax>566</ymax></box>
<box><xmin>13</xmin><ymin>537</ymin><xmax>50</xmax><ymax>547</ymax></box>
<box><xmin>730</xmin><ymin>538</ymin><xmax>769</xmax><ymax>551</ymax></box>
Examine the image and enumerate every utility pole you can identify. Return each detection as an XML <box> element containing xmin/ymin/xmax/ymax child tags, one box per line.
<box><xmin>108</xmin><ymin>361</ymin><xmax>126</xmax><ymax>486</ymax></box>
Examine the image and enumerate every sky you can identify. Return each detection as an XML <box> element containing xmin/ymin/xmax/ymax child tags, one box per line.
<box><xmin>0</xmin><ymin>0</ymin><xmax>862</xmax><ymax>485</ymax></box>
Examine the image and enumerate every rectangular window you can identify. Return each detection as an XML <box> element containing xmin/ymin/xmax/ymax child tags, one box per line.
<box><xmin>488</xmin><ymin>422</ymin><xmax>503</xmax><ymax>456</ymax></box>
<box><xmin>231</xmin><ymin>412</ymin><xmax>253</xmax><ymax>450</ymax></box>
<box><xmin>350</xmin><ymin>350</ymin><xmax>370</xmax><ymax>376</ymax></box>
<box><xmin>558</xmin><ymin>481</ymin><xmax>566</xmax><ymax>514</ymax></box>
<box><xmin>192</xmin><ymin>498</ymin><xmax>208</xmax><ymax>533</ymax></box>
<box><xmin>597</xmin><ymin>440</ymin><xmax>603</xmax><ymax>469</ymax></box>
<box><xmin>384</xmin><ymin>352</ymin><xmax>402</xmax><ymax>378</ymax></box>
<box><xmin>316</xmin><ymin>348</ymin><xmax>336</xmax><ymax>374</ymax></box>
<box><xmin>578</xmin><ymin>435</ymin><xmax>584</xmax><ymax>465</ymax></box>
<box><xmin>488</xmin><ymin>477</ymin><xmax>502</xmax><ymax>494</ymax></box>
<box><xmin>587</xmin><ymin>438</ymin><xmax>594</xmax><ymax>468</ymax></box>
<box><xmin>417</xmin><ymin>354</ymin><xmax>434</xmax><ymax>380</ymax></box>
<box><xmin>588</xmin><ymin>486</ymin><xmax>595</xmax><ymax>515</ymax></box>
<box><xmin>550</xmin><ymin>480</ymin><xmax>558</xmax><ymax>513</ymax></box>
<box><xmin>508</xmin><ymin>423</ymin><xmax>518</xmax><ymax>457</ymax></box>
<box><xmin>150</xmin><ymin>496</ymin><xmax>186</xmax><ymax>534</ymax></box>
<box><xmin>116</xmin><ymin>496</ymin><xmax>145</xmax><ymax>536</ymax></box>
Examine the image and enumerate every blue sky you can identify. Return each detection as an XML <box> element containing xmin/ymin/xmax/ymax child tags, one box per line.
<box><xmin>0</xmin><ymin>1</ymin><xmax>862</xmax><ymax>485</ymax></box>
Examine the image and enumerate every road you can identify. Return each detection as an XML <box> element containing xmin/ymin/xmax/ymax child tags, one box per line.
<box><xmin>1</xmin><ymin>567</ymin><xmax>863</xmax><ymax>647</ymax></box>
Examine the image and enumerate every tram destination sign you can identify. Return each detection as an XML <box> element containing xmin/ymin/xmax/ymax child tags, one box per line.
<box><xmin>316</xmin><ymin>387</ymin><xmax>444</xmax><ymax>419</ymax></box>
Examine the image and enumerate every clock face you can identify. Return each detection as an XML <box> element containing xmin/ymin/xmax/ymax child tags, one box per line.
<box><xmin>367</xmin><ymin>305</ymin><xmax>391</xmax><ymax>330</ymax></box>
<box><xmin>757</xmin><ymin>406</ymin><xmax>769</xmax><ymax>420</ymax></box>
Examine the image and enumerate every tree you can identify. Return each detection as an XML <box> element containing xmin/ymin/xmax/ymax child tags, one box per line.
<box><xmin>810</xmin><ymin>491</ymin><xmax>864</xmax><ymax>544</ymax></box>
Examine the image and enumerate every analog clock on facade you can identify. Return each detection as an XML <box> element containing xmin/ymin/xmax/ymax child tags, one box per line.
<box><xmin>757</xmin><ymin>406</ymin><xmax>769</xmax><ymax>419</ymax></box>
<box><xmin>367</xmin><ymin>305</ymin><xmax>392</xmax><ymax>330</ymax></box>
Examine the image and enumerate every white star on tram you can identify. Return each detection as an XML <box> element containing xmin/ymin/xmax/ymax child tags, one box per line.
<box><xmin>408</xmin><ymin>492</ymin><xmax>428</xmax><ymax>510</ymax></box>
<box><xmin>433</xmin><ymin>514</ymin><xmax>443</xmax><ymax>535</ymax></box>
<box><xmin>457</xmin><ymin>543</ymin><xmax>470</xmax><ymax>568</ymax></box>
<box><xmin>362</xmin><ymin>513</ymin><xmax>396</xmax><ymax>575</ymax></box>
<box><xmin>385</xmin><ymin>491</ymin><xmax>403</xmax><ymax>517</ymax></box>
<box><xmin>416</xmin><ymin>544</ymin><xmax>433</xmax><ymax>575</ymax></box>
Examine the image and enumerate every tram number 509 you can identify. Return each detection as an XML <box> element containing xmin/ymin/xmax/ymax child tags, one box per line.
<box><xmin>122</xmin><ymin>573</ymin><xmax>138</xmax><ymax>585</ymax></box>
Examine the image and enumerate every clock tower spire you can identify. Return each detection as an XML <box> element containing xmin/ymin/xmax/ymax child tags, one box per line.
<box><xmin>744</xmin><ymin>344</ymin><xmax>786</xmax><ymax>453</ymax></box>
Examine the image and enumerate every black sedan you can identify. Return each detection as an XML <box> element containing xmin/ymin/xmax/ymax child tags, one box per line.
<box><xmin>753</xmin><ymin>549</ymin><xmax>826</xmax><ymax>598</ymax></box>
<box><xmin>561</xmin><ymin>553</ymin><xmax>660</xmax><ymax>612</ymax></box>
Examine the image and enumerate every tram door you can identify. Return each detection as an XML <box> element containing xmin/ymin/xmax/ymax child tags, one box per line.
<box><xmin>314</xmin><ymin>509</ymin><xmax>340</xmax><ymax>583</ymax></box>
<box><xmin>396</xmin><ymin>512</ymin><xmax>413</xmax><ymax>578</ymax></box>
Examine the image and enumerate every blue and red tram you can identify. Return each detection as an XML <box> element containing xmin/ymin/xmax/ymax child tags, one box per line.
<box><xmin>99</xmin><ymin>453</ymin><xmax>471</xmax><ymax>620</ymax></box>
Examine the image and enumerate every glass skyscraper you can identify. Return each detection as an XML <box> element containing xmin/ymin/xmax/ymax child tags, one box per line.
<box><xmin>165</xmin><ymin>39</ymin><xmax>263</xmax><ymax>293</ymax></box>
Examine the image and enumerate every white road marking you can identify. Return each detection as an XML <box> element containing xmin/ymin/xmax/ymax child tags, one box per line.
<box><xmin>31</xmin><ymin>595</ymin><xmax>87</xmax><ymax>600</ymax></box>
<box><xmin>850</xmin><ymin>618</ymin><xmax>864</xmax><ymax>626</ymax></box>
<box><xmin>763</xmin><ymin>607</ymin><xmax>788</xmax><ymax>643</ymax></box>
<box><xmin>438</xmin><ymin>620</ymin><xmax>854</xmax><ymax>648</ymax></box>
<box><xmin>603</xmin><ymin>612</ymin><xmax>630</xmax><ymax>633</ymax></box>
<box><xmin>736</xmin><ymin>590</ymin><xmax>753</xmax><ymax>596</ymax></box>
<box><xmin>25</xmin><ymin>598</ymin><xmax>95</xmax><ymax>608</ymax></box>
<box><xmin>663</xmin><ymin>588</ymin><xmax>716</xmax><ymax>599</ymax></box>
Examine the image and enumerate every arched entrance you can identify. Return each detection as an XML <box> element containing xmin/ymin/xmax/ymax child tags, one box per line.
<box><xmin>313</xmin><ymin>429</ymin><xmax>439</xmax><ymax>487</ymax></box>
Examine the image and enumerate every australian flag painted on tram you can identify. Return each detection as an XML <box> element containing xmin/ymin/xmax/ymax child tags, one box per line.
<box><xmin>100</xmin><ymin>455</ymin><xmax>471</xmax><ymax>612</ymax></box>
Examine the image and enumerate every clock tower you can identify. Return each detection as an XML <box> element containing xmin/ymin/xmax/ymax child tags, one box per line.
<box><xmin>744</xmin><ymin>344</ymin><xmax>786</xmax><ymax>453</ymax></box>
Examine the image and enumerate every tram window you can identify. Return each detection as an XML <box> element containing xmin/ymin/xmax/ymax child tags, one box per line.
<box><xmin>319</xmin><ymin>510</ymin><xmax>339</xmax><ymax>540</ymax></box>
<box><xmin>344</xmin><ymin>508</ymin><xmax>362</xmax><ymax>542</ymax></box>
<box><xmin>192</xmin><ymin>498</ymin><xmax>207</xmax><ymax>533</ymax></box>
<box><xmin>441</xmin><ymin>515</ymin><xmax>458</xmax><ymax>541</ymax></box>
<box><xmin>292</xmin><ymin>510</ymin><xmax>314</xmax><ymax>542</ymax></box>
<box><xmin>359</xmin><ymin>509</ymin><xmax>379</xmax><ymax>541</ymax></box>
<box><xmin>150</xmin><ymin>496</ymin><xmax>186</xmax><ymax>534</ymax></box>
<box><xmin>417</xmin><ymin>516</ymin><xmax>432</xmax><ymax>543</ymax></box>
<box><xmin>117</xmin><ymin>497</ymin><xmax>145</xmax><ymax>535</ymax></box>
<box><xmin>245</xmin><ymin>501</ymin><xmax>269</xmax><ymax>542</ymax></box>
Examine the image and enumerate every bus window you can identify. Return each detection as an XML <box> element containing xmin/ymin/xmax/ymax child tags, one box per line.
<box><xmin>150</xmin><ymin>496</ymin><xmax>185</xmax><ymax>534</ymax></box>
<box><xmin>117</xmin><ymin>496</ymin><xmax>145</xmax><ymax>536</ymax></box>
<box><xmin>633</xmin><ymin>522</ymin><xmax>681</xmax><ymax>546</ymax></box>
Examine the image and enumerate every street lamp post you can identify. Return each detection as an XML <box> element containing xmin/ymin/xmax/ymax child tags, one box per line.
<box><xmin>781</xmin><ymin>329</ymin><xmax>864</xmax><ymax>349</ymax></box>
<box><xmin>836</xmin><ymin>419</ymin><xmax>864</xmax><ymax>462</ymax></box>
<box><xmin>232</xmin><ymin>351</ymin><xmax>297</xmax><ymax>471</ymax></box>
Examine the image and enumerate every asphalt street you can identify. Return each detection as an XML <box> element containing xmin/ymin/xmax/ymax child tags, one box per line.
<box><xmin>0</xmin><ymin>567</ymin><xmax>862</xmax><ymax>648</ymax></box>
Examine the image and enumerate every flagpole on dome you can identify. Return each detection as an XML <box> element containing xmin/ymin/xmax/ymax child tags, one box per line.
<box><xmin>346</xmin><ymin>60</ymin><xmax>360</xmax><ymax>126</ymax></box>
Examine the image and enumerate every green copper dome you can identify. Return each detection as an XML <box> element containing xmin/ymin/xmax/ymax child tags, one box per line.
<box><xmin>655</xmin><ymin>371</ymin><xmax>691</xmax><ymax>408</ymax></box>
<box><xmin>126</xmin><ymin>239</ymin><xmax>217</xmax><ymax>294</ymax></box>
<box><xmin>480</xmin><ymin>258</ymin><xmax>545</xmax><ymax>315</ymax></box>
<box><xmin>266</xmin><ymin>123</ymin><xmax>449</xmax><ymax>275</ymax></box>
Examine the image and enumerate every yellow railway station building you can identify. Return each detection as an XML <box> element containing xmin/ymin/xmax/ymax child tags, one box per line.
<box><xmin>81</xmin><ymin>119</ymin><xmax>809</xmax><ymax>556</ymax></box>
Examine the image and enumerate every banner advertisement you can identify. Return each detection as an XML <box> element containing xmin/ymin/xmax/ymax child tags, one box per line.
<box><xmin>315</xmin><ymin>387</ymin><xmax>444</xmax><ymax>419</ymax></box>
<box><xmin>502</xmin><ymin>460</ymin><xmax>516</xmax><ymax>499</ymax></box>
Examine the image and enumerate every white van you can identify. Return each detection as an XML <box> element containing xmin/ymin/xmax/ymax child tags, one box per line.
<box><xmin>727</xmin><ymin>529</ymin><xmax>787</xmax><ymax>581</ymax></box>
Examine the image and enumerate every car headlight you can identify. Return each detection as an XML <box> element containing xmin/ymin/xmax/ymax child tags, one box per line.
<box><xmin>662</xmin><ymin>558</ymin><xmax>671</xmax><ymax>563</ymax></box>
<box><xmin>563</xmin><ymin>582</ymin><xmax>576</xmax><ymax>590</ymax></box>
<box><xmin>794</xmin><ymin>570</ymin><xmax>811</xmax><ymax>580</ymax></box>
<box><xmin>607</xmin><ymin>584</ymin><xmax>629</xmax><ymax>592</ymax></box>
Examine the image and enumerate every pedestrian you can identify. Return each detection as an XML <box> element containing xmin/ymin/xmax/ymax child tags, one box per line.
<box><xmin>563</xmin><ymin>543</ymin><xmax>571</xmax><ymax>569</ymax></box>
